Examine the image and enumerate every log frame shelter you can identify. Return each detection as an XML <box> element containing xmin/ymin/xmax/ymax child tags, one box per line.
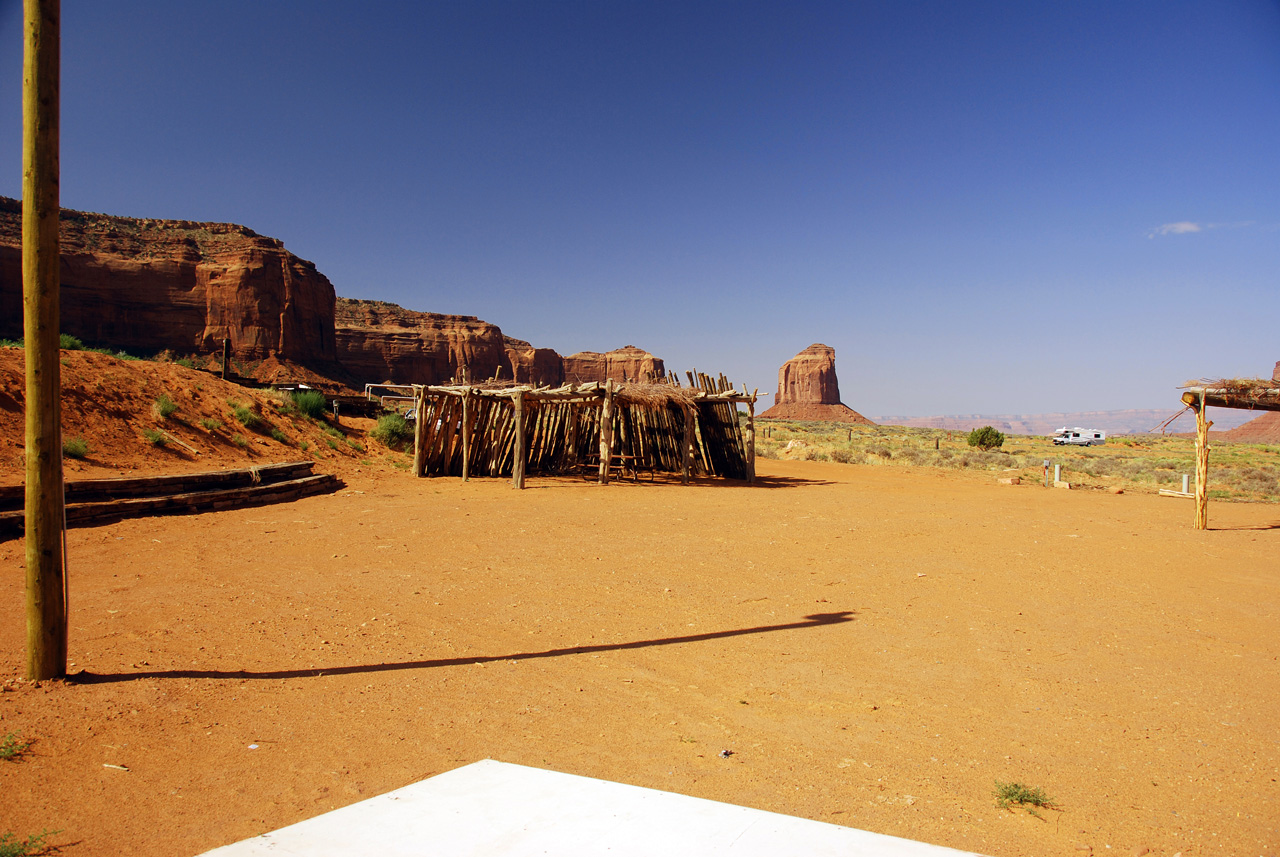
<box><xmin>404</xmin><ymin>373</ymin><xmax>758</xmax><ymax>488</ymax></box>
<box><xmin>1179</xmin><ymin>379</ymin><xmax>1280</xmax><ymax>529</ymax></box>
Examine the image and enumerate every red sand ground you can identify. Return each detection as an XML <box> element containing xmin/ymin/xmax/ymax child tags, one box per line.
<box><xmin>1</xmin><ymin>351</ymin><xmax>1278</xmax><ymax>857</ymax></box>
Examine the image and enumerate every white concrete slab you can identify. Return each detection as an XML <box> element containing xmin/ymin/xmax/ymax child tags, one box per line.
<box><xmin>199</xmin><ymin>759</ymin><xmax>988</xmax><ymax>857</ymax></box>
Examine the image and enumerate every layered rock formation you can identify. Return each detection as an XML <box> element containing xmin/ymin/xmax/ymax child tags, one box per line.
<box><xmin>0</xmin><ymin>198</ymin><xmax>341</xmax><ymax>380</ymax></box>
<box><xmin>563</xmin><ymin>346</ymin><xmax>665</xmax><ymax>384</ymax></box>
<box><xmin>759</xmin><ymin>344</ymin><xmax>873</xmax><ymax>423</ymax></box>
<box><xmin>334</xmin><ymin>299</ymin><xmax>507</xmax><ymax>385</ymax></box>
<box><xmin>503</xmin><ymin>337</ymin><xmax>564</xmax><ymax>386</ymax></box>
<box><xmin>0</xmin><ymin>197</ymin><xmax>666</xmax><ymax>390</ymax></box>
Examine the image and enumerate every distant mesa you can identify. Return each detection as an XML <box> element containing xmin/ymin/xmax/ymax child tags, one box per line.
<box><xmin>758</xmin><ymin>344</ymin><xmax>874</xmax><ymax>423</ymax></box>
<box><xmin>0</xmin><ymin>197</ymin><xmax>662</xmax><ymax>391</ymax></box>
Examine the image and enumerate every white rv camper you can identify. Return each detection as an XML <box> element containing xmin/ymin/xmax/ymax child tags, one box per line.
<box><xmin>1051</xmin><ymin>427</ymin><xmax>1106</xmax><ymax>446</ymax></box>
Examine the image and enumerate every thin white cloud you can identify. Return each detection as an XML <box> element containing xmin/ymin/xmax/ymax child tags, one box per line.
<box><xmin>1147</xmin><ymin>221</ymin><xmax>1202</xmax><ymax>238</ymax></box>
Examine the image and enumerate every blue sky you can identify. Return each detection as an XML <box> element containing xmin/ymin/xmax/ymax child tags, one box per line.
<box><xmin>2</xmin><ymin>1</ymin><xmax>1277</xmax><ymax>415</ymax></box>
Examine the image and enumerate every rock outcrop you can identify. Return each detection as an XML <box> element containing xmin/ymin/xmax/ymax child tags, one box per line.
<box><xmin>504</xmin><ymin>337</ymin><xmax>564</xmax><ymax>386</ymax></box>
<box><xmin>759</xmin><ymin>344</ymin><xmax>874</xmax><ymax>423</ymax></box>
<box><xmin>563</xmin><ymin>346</ymin><xmax>665</xmax><ymax>384</ymax></box>
<box><xmin>0</xmin><ymin>198</ymin><xmax>342</xmax><ymax>380</ymax></box>
<box><xmin>333</xmin><ymin>299</ymin><xmax>509</xmax><ymax>385</ymax></box>
<box><xmin>0</xmin><ymin>197</ymin><xmax>667</xmax><ymax>390</ymax></box>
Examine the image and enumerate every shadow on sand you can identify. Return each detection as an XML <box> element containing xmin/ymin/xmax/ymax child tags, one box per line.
<box><xmin>73</xmin><ymin>612</ymin><xmax>855</xmax><ymax>684</ymax></box>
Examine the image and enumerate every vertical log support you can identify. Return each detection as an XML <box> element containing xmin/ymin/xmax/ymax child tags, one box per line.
<box><xmin>1194</xmin><ymin>393</ymin><xmax>1212</xmax><ymax>530</ymax></box>
<box><xmin>599</xmin><ymin>380</ymin><xmax>614</xmax><ymax>485</ymax></box>
<box><xmin>461</xmin><ymin>389</ymin><xmax>471</xmax><ymax>482</ymax></box>
<box><xmin>567</xmin><ymin>403</ymin><xmax>579</xmax><ymax>467</ymax></box>
<box><xmin>412</xmin><ymin>388</ymin><xmax>428</xmax><ymax>477</ymax></box>
<box><xmin>23</xmin><ymin>0</ymin><xmax>65</xmax><ymax>681</ymax></box>
<box><xmin>512</xmin><ymin>391</ymin><xmax>526</xmax><ymax>489</ymax></box>
<box><xmin>681</xmin><ymin>404</ymin><xmax>694</xmax><ymax>484</ymax></box>
<box><xmin>745</xmin><ymin>398</ymin><xmax>756</xmax><ymax>483</ymax></box>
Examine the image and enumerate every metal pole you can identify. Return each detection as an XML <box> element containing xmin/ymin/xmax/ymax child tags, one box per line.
<box><xmin>23</xmin><ymin>0</ymin><xmax>66</xmax><ymax>681</ymax></box>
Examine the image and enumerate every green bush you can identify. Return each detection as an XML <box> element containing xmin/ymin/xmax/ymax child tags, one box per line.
<box><xmin>270</xmin><ymin>428</ymin><xmax>288</xmax><ymax>444</ymax></box>
<box><xmin>230</xmin><ymin>402</ymin><xmax>260</xmax><ymax>429</ymax></box>
<box><xmin>199</xmin><ymin>418</ymin><xmax>222</xmax><ymax>431</ymax></box>
<box><xmin>371</xmin><ymin>413</ymin><xmax>412</xmax><ymax>450</ymax></box>
<box><xmin>232</xmin><ymin>433</ymin><xmax>248</xmax><ymax>449</ymax></box>
<box><xmin>174</xmin><ymin>357</ymin><xmax>195</xmax><ymax>369</ymax></box>
<box><xmin>967</xmin><ymin>426</ymin><xmax>1005</xmax><ymax>451</ymax></box>
<box><xmin>291</xmin><ymin>390</ymin><xmax>328</xmax><ymax>419</ymax></box>
<box><xmin>58</xmin><ymin>333</ymin><xmax>83</xmax><ymax>350</ymax></box>
<box><xmin>142</xmin><ymin>428</ymin><xmax>168</xmax><ymax>447</ymax></box>
<box><xmin>61</xmin><ymin>438</ymin><xmax>90</xmax><ymax>459</ymax></box>
<box><xmin>152</xmin><ymin>394</ymin><xmax>178</xmax><ymax>420</ymax></box>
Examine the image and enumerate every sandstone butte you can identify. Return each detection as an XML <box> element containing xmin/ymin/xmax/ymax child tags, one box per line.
<box><xmin>1220</xmin><ymin>360</ymin><xmax>1280</xmax><ymax>444</ymax></box>
<box><xmin>758</xmin><ymin>343</ymin><xmax>875</xmax><ymax>423</ymax></box>
<box><xmin>0</xmin><ymin>197</ymin><xmax>659</xmax><ymax>390</ymax></box>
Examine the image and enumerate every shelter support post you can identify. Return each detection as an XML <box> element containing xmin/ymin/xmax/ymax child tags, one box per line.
<box><xmin>567</xmin><ymin>403</ymin><xmax>579</xmax><ymax>466</ymax></box>
<box><xmin>599</xmin><ymin>380</ymin><xmax>613</xmax><ymax>485</ymax></box>
<box><xmin>681</xmin><ymin>404</ymin><xmax>693</xmax><ymax>484</ymax></box>
<box><xmin>745</xmin><ymin>399</ymin><xmax>756</xmax><ymax>483</ymax></box>
<box><xmin>1194</xmin><ymin>394</ymin><xmax>1212</xmax><ymax>530</ymax></box>
<box><xmin>513</xmin><ymin>391</ymin><xmax>526</xmax><ymax>489</ymax></box>
<box><xmin>461</xmin><ymin>389</ymin><xmax>471</xmax><ymax>482</ymax></box>
<box><xmin>23</xmin><ymin>0</ymin><xmax>66</xmax><ymax>681</ymax></box>
<box><xmin>412</xmin><ymin>389</ymin><xmax>427</xmax><ymax>477</ymax></box>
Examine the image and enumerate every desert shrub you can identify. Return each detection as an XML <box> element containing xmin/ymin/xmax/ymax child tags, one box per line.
<box><xmin>299</xmin><ymin>441</ymin><xmax>310</xmax><ymax>452</ymax></box>
<box><xmin>325</xmin><ymin>437</ymin><xmax>339</xmax><ymax>450</ymax></box>
<box><xmin>867</xmin><ymin>445</ymin><xmax>892</xmax><ymax>459</ymax></box>
<box><xmin>372</xmin><ymin>413</ymin><xmax>412</xmax><ymax>450</ymax></box>
<box><xmin>61</xmin><ymin>437</ymin><xmax>89</xmax><ymax>459</ymax></box>
<box><xmin>804</xmin><ymin>448</ymin><xmax>829</xmax><ymax>461</ymax></box>
<box><xmin>269</xmin><ymin>428</ymin><xmax>288</xmax><ymax>444</ymax></box>
<box><xmin>291</xmin><ymin>390</ymin><xmax>328</xmax><ymax>419</ymax></box>
<box><xmin>199</xmin><ymin>418</ymin><xmax>222</xmax><ymax>431</ymax></box>
<box><xmin>0</xmin><ymin>338</ymin><xmax>21</xmax><ymax>348</ymax></box>
<box><xmin>230</xmin><ymin>402</ymin><xmax>260</xmax><ymax>429</ymax></box>
<box><xmin>1237</xmin><ymin>468</ymin><xmax>1279</xmax><ymax>495</ymax></box>
<box><xmin>152</xmin><ymin>394</ymin><xmax>178</xmax><ymax>420</ymax></box>
<box><xmin>174</xmin><ymin>357</ymin><xmax>195</xmax><ymax>369</ymax></box>
<box><xmin>755</xmin><ymin>443</ymin><xmax>779</xmax><ymax>460</ymax></box>
<box><xmin>830</xmin><ymin>447</ymin><xmax>855</xmax><ymax>464</ymax></box>
<box><xmin>321</xmin><ymin>423</ymin><xmax>343</xmax><ymax>438</ymax></box>
<box><xmin>58</xmin><ymin>333</ymin><xmax>83</xmax><ymax>350</ymax></box>
<box><xmin>232</xmin><ymin>433</ymin><xmax>248</xmax><ymax>449</ymax></box>
<box><xmin>142</xmin><ymin>428</ymin><xmax>167</xmax><ymax>447</ymax></box>
<box><xmin>967</xmin><ymin>426</ymin><xmax>1005</xmax><ymax>451</ymax></box>
<box><xmin>897</xmin><ymin>448</ymin><xmax>927</xmax><ymax>465</ymax></box>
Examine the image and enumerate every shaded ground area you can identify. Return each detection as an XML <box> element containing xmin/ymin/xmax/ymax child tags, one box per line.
<box><xmin>1</xmin><ymin>459</ymin><xmax>1278</xmax><ymax>857</ymax></box>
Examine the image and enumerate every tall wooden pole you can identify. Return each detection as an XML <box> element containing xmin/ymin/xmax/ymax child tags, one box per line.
<box><xmin>1194</xmin><ymin>393</ymin><xmax>1212</xmax><ymax>530</ymax></box>
<box><xmin>681</xmin><ymin>404</ymin><xmax>693</xmax><ymax>485</ymax></box>
<box><xmin>745</xmin><ymin>398</ymin><xmax>756</xmax><ymax>483</ymax></box>
<box><xmin>412</xmin><ymin>389</ymin><xmax>427</xmax><ymax>477</ymax></box>
<box><xmin>598</xmin><ymin>380</ymin><xmax>614</xmax><ymax>485</ymax></box>
<box><xmin>461</xmin><ymin>389</ymin><xmax>471</xmax><ymax>482</ymax></box>
<box><xmin>23</xmin><ymin>0</ymin><xmax>65</xmax><ymax>681</ymax></box>
<box><xmin>512</xmin><ymin>391</ymin><xmax>526</xmax><ymax>489</ymax></box>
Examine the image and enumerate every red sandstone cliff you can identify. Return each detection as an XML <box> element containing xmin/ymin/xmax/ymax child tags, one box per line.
<box><xmin>504</xmin><ymin>337</ymin><xmax>565</xmax><ymax>386</ymax></box>
<box><xmin>563</xmin><ymin>346</ymin><xmax>665</xmax><ymax>384</ymax></box>
<box><xmin>759</xmin><ymin>343</ymin><xmax>874</xmax><ymax>423</ymax></box>
<box><xmin>0</xmin><ymin>198</ymin><xmax>341</xmax><ymax>381</ymax></box>
<box><xmin>334</xmin><ymin>299</ymin><xmax>508</xmax><ymax>385</ymax></box>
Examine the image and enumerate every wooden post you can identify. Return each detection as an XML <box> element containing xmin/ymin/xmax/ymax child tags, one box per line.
<box><xmin>23</xmin><ymin>0</ymin><xmax>65</xmax><ymax>681</ymax></box>
<box><xmin>412</xmin><ymin>388</ymin><xmax>427</xmax><ymax>477</ymax></box>
<box><xmin>567</xmin><ymin>402</ymin><xmax>579</xmax><ymax>467</ymax></box>
<box><xmin>1194</xmin><ymin>392</ymin><xmax>1212</xmax><ymax>530</ymax></box>
<box><xmin>746</xmin><ymin>399</ymin><xmax>756</xmax><ymax>483</ymax></box>
<box><xmin>461</xmin><ymin>389</ymin><xmax>471</xmax><ymax>481</ymax></box>
<box><xmin>681</xmin><ymin>404</ymin><xmax>693</xmax><ymax>484</ymax></box>
<box><xmin>599</xmin><ymin>380</ymin><xmax>614</xmax><ymax>484</ymax></box>
<box><xmin>512</xmin><ymin>391</ymin><xmax>526</xmax><ymax>489</ymax></box>
<box><xmin>221</xmin><ymin>337</ymin><xmax>230</xmax><ymax>380</ymax></box>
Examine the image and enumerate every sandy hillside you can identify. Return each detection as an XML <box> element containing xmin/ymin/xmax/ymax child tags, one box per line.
<box><xmin>2</xmin><ymin>442</ymin><xmax>1278</xmax><ymax>857</ymax></box>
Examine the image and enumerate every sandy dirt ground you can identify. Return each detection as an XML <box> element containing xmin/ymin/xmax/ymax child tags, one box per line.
<box><xmin>2</xmin><ymin>458</ymin><xmax>1278</xmax><ymax>857</ymax></box>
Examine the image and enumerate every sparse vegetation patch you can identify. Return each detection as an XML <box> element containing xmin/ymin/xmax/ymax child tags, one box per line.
<box><xmin>61</xmin><ymin>437</ymin><xmax>90</xmax><ymax>459</ymax></box>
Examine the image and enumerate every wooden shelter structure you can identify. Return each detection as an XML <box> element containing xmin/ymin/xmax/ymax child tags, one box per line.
<box><xmin>1179</xmin><ymin>378</ymin><xmax>1280</xmax><ymax>529</ymax></box>
<box><xmin>407</xmin><ymin>372</ymin><xmax>758</xmax><ymax>488</ymax></box>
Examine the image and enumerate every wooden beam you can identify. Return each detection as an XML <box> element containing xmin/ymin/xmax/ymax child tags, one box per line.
<box><xmin>461</xmin><ymin>389</ymin><xmax>471</xmax><ymax>482</ymax></box>
<box><xmin>599</xmin><ymin>379</ymin><xmax>614</xmax><ymax>485</ymax></box>
<box><xmin>1181</xmin><ymin>389</ymin><xmax>1280</xmax><ymax>413</ymax></box>
<box><xmin>1194</xmin><ymin>393</ymin><xmax>1212</xmax><ymax>530</ymax></box>
<box><xmin>23</xmin><ymin>0</ymin><xmax>65</xmax><ymax>681</ymax></box>
<box><xmin>512</xmin><ymin>390</ymin><xmax>526</xmax><ymax>489</ymax></box>
<box><xmin>412</xmin><ymin>389</ymin><xmax>427</xmax><ymax>477</ymax></box>
<box><xmin>745</xmin><ymin>398</ymin><xmax>756</xmax><ymax>483</ymax></box>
